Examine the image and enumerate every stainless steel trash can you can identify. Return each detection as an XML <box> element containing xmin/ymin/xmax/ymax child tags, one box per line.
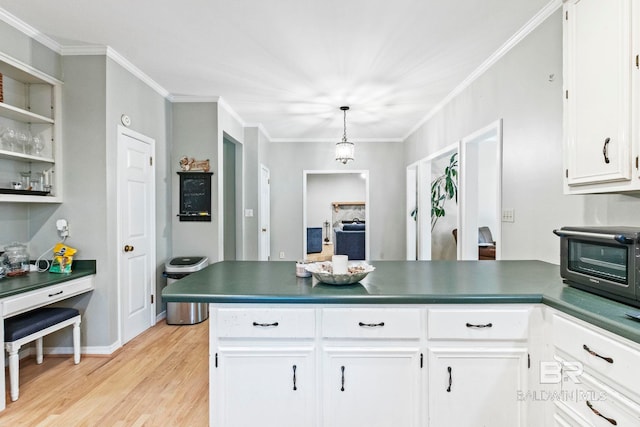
<box><xmin>165</xmin><ymin>256</ymin><xmax>209</xmax><ymax>325</ymax></box>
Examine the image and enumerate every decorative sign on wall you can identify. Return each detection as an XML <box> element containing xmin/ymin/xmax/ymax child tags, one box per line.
<box><xmin>177</xmin><ymin>172</ymin><xmax>213</xmax><ymax>222</ymax></box>
<box><xmin>179</xmin><ymin>156</ymin><xmax>211</xmax><ymax>172</ymax></box>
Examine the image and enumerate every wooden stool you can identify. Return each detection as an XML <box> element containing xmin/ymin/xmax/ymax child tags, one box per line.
<box><xmin>4</xmin><ymin>307</ymin><xmax>81</xmax><ymax>402</ymax></box>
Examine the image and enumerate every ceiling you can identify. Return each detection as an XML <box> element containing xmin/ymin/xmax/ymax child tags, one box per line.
<box><xmin>0</xmin><ymin>0</ymin><xmax>554</xmax><ymax>142</ymax></box>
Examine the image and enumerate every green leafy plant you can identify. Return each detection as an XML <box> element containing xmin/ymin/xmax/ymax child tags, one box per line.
<box><xmin>430</xmin><ymin>152</ymin><xmax>458</xmax><ymax>231</ymax></box>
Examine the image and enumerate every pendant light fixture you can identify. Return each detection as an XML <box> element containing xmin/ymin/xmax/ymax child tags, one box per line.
<box><xmin>335</xmin><ymin>106</ymin><xmax>355</xmax><ymax>164</ymax></box>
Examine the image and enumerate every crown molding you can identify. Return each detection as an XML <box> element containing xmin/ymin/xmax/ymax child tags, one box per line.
<box><xmin>168</xmin><ymin>95</ymin><xmax>220</xmax><ymax>103</ymax></box>
<box><xmin>217</xmin><ymin>96</ymin><xmax>246</xmax><ymax>128</ymax></box>
<box><xmin>0</xmin><ymin>8</ymin><xmax>61</xmax><ymax>53</ymax></box>
<box><xmin>244</xmin><ymin>123</ymin><xmax>273</xmax><ymax>141</ymax></box>
<box><xmin>403</xmin><ymin>0</ymin><xmax>562</xmax><ymax>141</ymax></box>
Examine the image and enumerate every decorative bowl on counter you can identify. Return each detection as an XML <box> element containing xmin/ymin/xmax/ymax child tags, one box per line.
<box><xmin>305</xmin><ymin>261</ymin><xmax>375</xmax><ymax>285</ymax></box>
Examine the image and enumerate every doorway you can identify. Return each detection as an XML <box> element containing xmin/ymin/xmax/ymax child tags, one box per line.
<box><xmin>303</xmin><ymin>170</ymin><xmax>369</xmax><ymax>261</ymax></box>
<box><xmin>223</xmin><ymin>134</ymin><xmax>242</xmax><ymax>260</ymax></box>
<box><xmin>117</xmin><ymin>126</ymin><xmax>156</xmax><ymax>345</ymax></box>
<box><xmin>459</xmin><ymin>120</ymin><xmax>502</xmax><ymax>260</ymax></box>
<box><xmin>259</xmin><ymin>164</ymin><xmax>271</xmax><ymax>261</ymax></box>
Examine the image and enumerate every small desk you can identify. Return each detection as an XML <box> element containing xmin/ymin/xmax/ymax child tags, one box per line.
<box><xmin>0</xmin><ymin>262</ymin><xmax>96</xmax><ymax>411</ymax></box>
<box><xmin>306</xmin><ymin>242</ymin><xmax>334</xmax><ymax>262</ymax></box>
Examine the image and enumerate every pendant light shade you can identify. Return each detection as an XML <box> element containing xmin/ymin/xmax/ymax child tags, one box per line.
<box><xmin>335</xmin><ymin>106</ymin><xmax>354</xmax><ymax>164</ymax></box>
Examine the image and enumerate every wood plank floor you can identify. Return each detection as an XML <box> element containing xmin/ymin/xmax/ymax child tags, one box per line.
<box><xmin>1</xmin><ymin>319</ymin><xmax>209</xmax><ymax>426</ymax></box>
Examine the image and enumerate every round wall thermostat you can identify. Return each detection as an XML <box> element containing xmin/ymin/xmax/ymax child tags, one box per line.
<box><xmin>121</xmin><ymin>114</ymin><xmax>131</xmax><ymax>127</ymax></box>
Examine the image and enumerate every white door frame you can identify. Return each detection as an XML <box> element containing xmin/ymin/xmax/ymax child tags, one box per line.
<box><xmin>116</xmin><ymin>125</ymin><xmax>156</xmax><ymax>345</ymax></box>
<box><xmin>259</xmin><ymin>164</ymin><xmax>271</xmax><ymax>261</ymax></box>
<box><xmin>302</xmin><ymin>170</ymin><xmax>370</xmax><ymax>260</ymax></box>
<box><xmin>406</xmin><ymin>163</ymin><xmax>418</xmax><ymax>260</ymax></box>
<box><xmin>459</xmin><ymin>119</ymin><xmax>503</xmax><ymax>260</ymax></box>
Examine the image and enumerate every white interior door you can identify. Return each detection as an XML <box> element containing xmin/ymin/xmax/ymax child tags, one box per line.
<box><xmin>118</xmin><ymin>126</ymin><xmax>155</xmax><ymax>344</ymax></box>
<box><xmin>259</xmin><ymin>164</ymin><xmax>271</xmax><ymax>261</ymax></box>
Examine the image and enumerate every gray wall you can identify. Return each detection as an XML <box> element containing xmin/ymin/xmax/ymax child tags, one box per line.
<box><xmin>265</xmin><ymin>141</ymin><xmax>404</xmax><ymax>261</ymax></box>
<box><xmin>171</xmin><ymin>102</ymin><xmax>218</xmax><ymax>261</ymax></box>
<box><xmin>23</xmin><ymin>53</ymin><xmax>170</xmax><ymax>350</ymax></box>
<box><xmin>404</xmin><ymin>10</ymin><xmax>584</xmax><ymax>264</ymax></box>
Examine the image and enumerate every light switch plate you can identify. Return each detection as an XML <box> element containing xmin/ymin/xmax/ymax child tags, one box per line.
<box><xmin>502</xmin><ymin>209</ymin><xmax>515</xmax><ymax>223</ymax></box>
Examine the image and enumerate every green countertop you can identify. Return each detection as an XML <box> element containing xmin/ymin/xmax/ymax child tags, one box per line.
<box><xmin>162</xmin><ymin>260</ymin><xmax>640</xmax><ymax>344</ymax></box>
<box><xmin>0</xmin><ymin>260</ymin><xmax>96</xmax><ymax>299</ymax></box>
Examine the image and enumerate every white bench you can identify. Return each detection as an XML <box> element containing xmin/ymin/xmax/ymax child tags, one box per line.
<box><xmin>4</xmin><ymin>307</ymin><xmax>81</xmax><ymax>402</ymax></box>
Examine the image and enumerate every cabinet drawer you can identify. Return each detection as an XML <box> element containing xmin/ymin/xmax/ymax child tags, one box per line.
<box><xmin>555</xmin><ymin>372</ymin><xmax>640</xmax><ymax>427</ymax></box>
<box><xmin>215</xmin><ymin>308</ymin><xmax>315</xmax><ymax>338</ymax></box>
<box><xmin>322</xmin><ymin>308</ymin><xmax>421</xmax><ymax>339</ymax></box>
<box><xmin>427</xmin><ymin>308</ymin><xmax>530</xmax><ymax>340</ymax></box>
<box><xmin>553</xmin><ymin>314</ymin><xmax>640</xmax><ymax>398</ymax></box>
<box><xmin>3</xmin><ymin>276</ymin><xmax>94</xmax><ymax>317</ymax></box>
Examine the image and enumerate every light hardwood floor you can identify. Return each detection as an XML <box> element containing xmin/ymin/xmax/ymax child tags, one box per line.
<box><xmin>1</xmin><ymin>319</ymin><xmax>209</xmax><ymax>426</ymax></box>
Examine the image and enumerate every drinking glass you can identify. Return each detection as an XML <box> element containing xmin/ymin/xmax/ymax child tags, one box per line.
<box><xmin>0</xmin><ymin>126</ymin><xmax>16</xmax><ymax>151</ymax></box>
<box><xmin>16</xmin><ymin>130</ymin><xmax>30</xmax><ymax>154</ymax></box>
<box><xmin>31</xmin><ymin>133</ymin><xmax>45</xmax><ymax>155</ymax></box>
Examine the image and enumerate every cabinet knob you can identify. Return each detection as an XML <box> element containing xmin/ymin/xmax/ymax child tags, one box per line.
<box><xmin>123</xmin><ymin>245</ymin><xmax>134</xmax><ymax>252</ymax></box>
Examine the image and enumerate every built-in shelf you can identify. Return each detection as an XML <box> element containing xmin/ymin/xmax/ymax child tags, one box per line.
<box><xmin>0</xmin><ymin>149</ymin><xmax>54</xmax><ymax>164</ymax></box>
<box><xmin>0</xmin><ymin>52</ymin><xmax>61</xmax><ymax>204</ymax></box>
<box><xmin>0</xmin><ymin>102</ymin><xmax>53</xmax><ymax>124</ymax></box>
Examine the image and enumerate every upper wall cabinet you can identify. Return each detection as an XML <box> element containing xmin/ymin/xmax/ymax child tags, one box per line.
<box><xmin>0</xmin><ymin>53</ymin><xmax>62</xmax><ymax>203</ymax></box>
<box><xmin>563</xmin><ymin>0</ymin><xmax>640</xmax><ymax>194</ymax></box>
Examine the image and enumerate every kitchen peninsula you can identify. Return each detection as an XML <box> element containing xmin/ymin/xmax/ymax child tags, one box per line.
<box><xmin>162</xmin><ymin>261</ymin><xmax>640</xmax><ymax>426</ymax></box>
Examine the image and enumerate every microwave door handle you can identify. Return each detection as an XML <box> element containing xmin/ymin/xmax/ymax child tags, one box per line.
<box><xmin>552</xmin><ymin>229</ymin><xmax>634</xmax><ymax>244</ymax></box>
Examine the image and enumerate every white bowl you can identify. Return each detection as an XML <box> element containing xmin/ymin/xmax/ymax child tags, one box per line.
<box><xmin>305</xmin><ymin>261</ymin><xmax>375</xmax><ymax>285</ymax></box>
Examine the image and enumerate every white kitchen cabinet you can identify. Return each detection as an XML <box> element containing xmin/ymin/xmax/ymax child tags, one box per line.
<box><xmin>562</xmin><ymin>0</ymin><xmax>640</xmax><ymax>193</ymax></box>
<box><xmin>321</xmin><ymin>307</ymin><xmax>423</xmax><ymax>427</ymax></box>
<box><xmin>322</xmin><ymin>347</ymin><xmax>422</xmax><ymax>427</ymax></box>
<box><xmin>210</xmin><ymin>307</ymin><xmax>316</xmax><ymax>427</ymax></box>
<box><xmin>212</xmin><ymin>346</ymin><xmax>316</xmax><ymax>427</ymax></box>
<box><xmin>209</xmin><ymin>304</ymin><xmax>540</xmax><ymax>427</ymax></box>
<box><xmin>550</xmin><ymin>310</ymin><xmax>640</xmax><ymax>425</ymax></box>
<box><xmin>428</xmin><ymin>348</ymin><xmax>528</xmax><ymax>427</ymax></box>
<box><xmin>426</xmin><ymin>307</ymin><xmax>531</xmax><ymax>427</ymax></box>
<box><xmin>0</xmin><ymin>53</ymin><xmax>62</xmax><ymax>202</ymax></box>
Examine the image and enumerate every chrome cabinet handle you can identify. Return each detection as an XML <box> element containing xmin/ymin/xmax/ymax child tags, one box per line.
<box><xmin>447</xmin><ymin>366</ymin><xmax>452</xmax><ymax>392</ymax></box>
<box><xmin>466</xmin><ymin>322</ymin><xmax>492</xmax><ymax>328</ymax></box>
<box><xmin>586</xmin><ymin>401</ymin><xmax>617</xmax><ymax>425</ymax></box>
<box><xmin>358</xmin><ymin>321</ymin><xmax>385</xmax><ymax>327</ymax></box>
<box><xmin>252</xmin><ymin>321</ymin><xmax>279</xmax><ymax>327</ymax></box>
<box><xmin>602</xmin><ymin>137</ymin><xmax>611</xmax><ymax>164</ymax></box>
<box><xmin>583</xmin><ymin>344</ymin><xmax>613</xmax><ymax>364</ymax></box>
<box><xmin>340</xmin><ymin>366</ymin><xmax>345</xmax><ymax>391</ymax></box>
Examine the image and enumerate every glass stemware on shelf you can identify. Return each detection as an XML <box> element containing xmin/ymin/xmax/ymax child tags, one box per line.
<box><xmin>0</xmin><ymin>126</ymin><xmax>17</xmax><ymax>151</ymax></box>
<box><xmin>31</xmin><ymin>133</ymin><xmax>45</xmax><ymax>155</ymax></box>
<box><xmin>15</xmin><ymin>130</ymin><xmax>30</xmax><ymax>154</ymax></box>
<box><xmin>0</xmin><ymin>127</ymin><xmax>47</xmax><ymax>157</ymax></box>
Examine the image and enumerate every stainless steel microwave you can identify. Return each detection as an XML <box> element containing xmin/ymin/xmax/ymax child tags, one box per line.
<box><xmin>554</xmin><ymin>226</ymin><xmax>640</xmax><ymax>307</ymax></box>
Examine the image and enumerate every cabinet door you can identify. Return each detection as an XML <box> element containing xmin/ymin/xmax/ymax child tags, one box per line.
<box><xmin>322</xmin><ymin>347</ymin><xmax>422</xmax><ymax>427</ymax></box>
<box><xmin>428</xmin><ymin>348</ymin><xmax>528</xmax><ymax>427</ymax></box>
<box><xmin>212</xmin><ymin>346</ymin><xmax>315</xmax><ymax>427</ymax></box>
<box><xmin>564</xmin><ymin>0</ymin><xmax>633</xmax><ymax>185</ymax></box>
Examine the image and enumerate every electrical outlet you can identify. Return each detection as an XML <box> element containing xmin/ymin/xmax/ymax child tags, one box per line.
<box><xmin>56</xmin><ymin>218</ymin><xmax>70</xmax><ymax>237</ymax></box>
<box><xmin>502</xmin><ymin>209</ymin><xmax>515</xmax><ymax>223</ymax></box>
<box><xmin>279</xmin><ymin>251</ymin><xmax>285</xmax><ymax>259</ymax></box>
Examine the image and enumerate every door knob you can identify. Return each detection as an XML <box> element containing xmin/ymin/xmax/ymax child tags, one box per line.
<box><xmin>124</xmin><ymin>245</ymin><xmax>134</xmax><ymax>252</ymax></box>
